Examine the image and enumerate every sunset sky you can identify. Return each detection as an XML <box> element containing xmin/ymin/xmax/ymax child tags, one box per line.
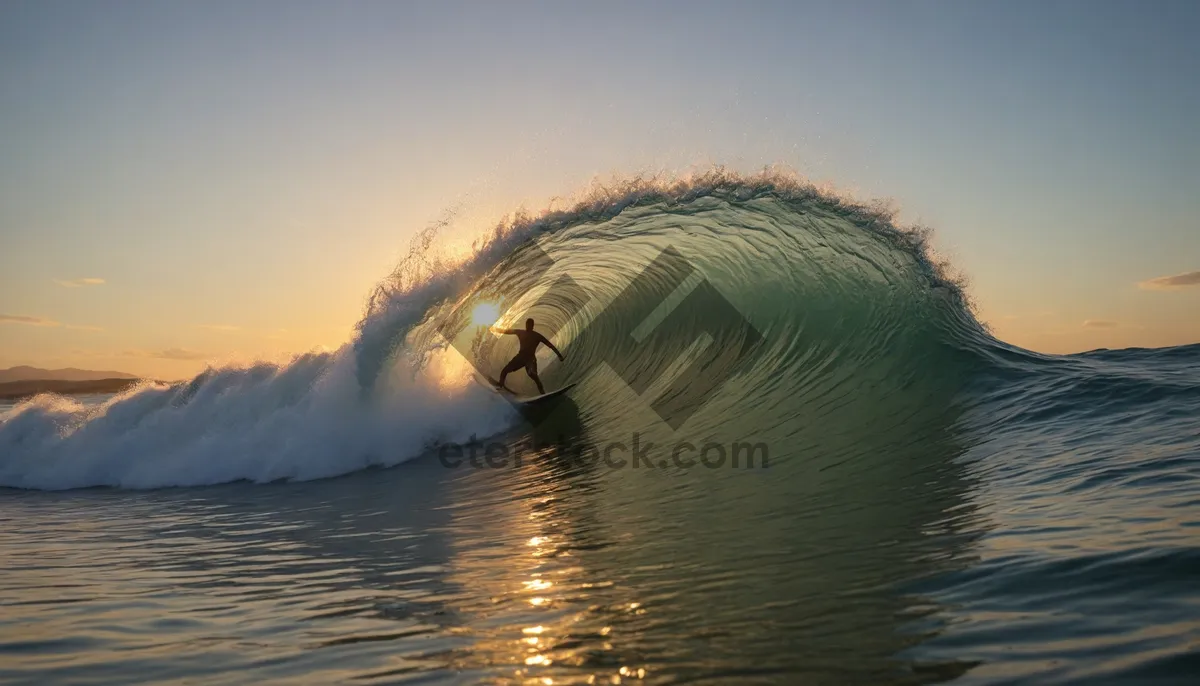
<box><xmin>2</xmin><ymin>0</ymin><xmax>1198</xmax><ymax>380</ymax></box>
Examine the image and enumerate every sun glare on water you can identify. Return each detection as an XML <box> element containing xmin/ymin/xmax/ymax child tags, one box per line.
<box><xmin>471</xmin><ymin>302</ymin><xmax>501</xmax><ymax>327</ymax></box>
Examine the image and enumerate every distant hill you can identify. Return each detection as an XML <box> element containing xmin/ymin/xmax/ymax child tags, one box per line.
<box><xmin>0</xmin><ymin>366</ymin><xmax>139</xmax><ymax>383</ymax></box>
<box><xmin>0</xmin><ymin>378</ymin><xmax>143</xmax><ymax>401</ymax></box>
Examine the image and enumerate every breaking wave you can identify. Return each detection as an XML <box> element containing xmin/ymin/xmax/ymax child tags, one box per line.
<box><xmin>0</xmin><ymin>169</ymin><xmax>1083</xmax><ymax>489</ymax></box>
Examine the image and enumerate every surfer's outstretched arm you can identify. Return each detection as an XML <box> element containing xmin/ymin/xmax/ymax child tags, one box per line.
<box><xmin>539</xmin><ymin>335</ymin><xmax>565</xmax><ymax>361</ymax></box>
<box><xmin>490</xmin><ymin>327</ymin><xmax>519</xmax><ymax>335</ymax></box>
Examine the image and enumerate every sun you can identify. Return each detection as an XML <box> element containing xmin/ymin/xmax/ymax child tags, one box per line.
<box><xmin>470</xmin><ymin>302</ymin><xmax>501</xmax><ymax>327</ymax></box>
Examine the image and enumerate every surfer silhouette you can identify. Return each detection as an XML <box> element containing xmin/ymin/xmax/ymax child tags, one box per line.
<box><xmin>492</xmin><ymin>318</ymin><xmax>564</xmax><ymax>395</ymax></box>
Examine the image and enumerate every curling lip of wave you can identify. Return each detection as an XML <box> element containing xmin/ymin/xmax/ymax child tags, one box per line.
<box><xmin>357</xmin><ymin>167</ymin><xmax>977</xmax><ymax>387</ymax></box>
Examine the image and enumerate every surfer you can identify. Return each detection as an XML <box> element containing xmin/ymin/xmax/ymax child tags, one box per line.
<box><xmin>492</xmin><ymin>318</ymin><xmax>564</xmax><ymax>395</ymax></box>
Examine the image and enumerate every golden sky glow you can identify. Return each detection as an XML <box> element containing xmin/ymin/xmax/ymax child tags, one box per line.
<box><xmin>1</xmin><ymin>3</ymin><xmax>1197</xmax><ymax>379</ymax></box>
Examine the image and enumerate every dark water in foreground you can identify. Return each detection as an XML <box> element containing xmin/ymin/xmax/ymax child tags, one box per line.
<box><xmin>3</xmin><ymin>354</ymin><xmax>1198</xmax><ymax>685</ymax></box>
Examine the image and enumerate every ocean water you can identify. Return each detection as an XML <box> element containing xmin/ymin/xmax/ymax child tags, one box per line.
<box><xmin>2</xmin><ymin>172</ymin><xmax>1198</xmax><ymax>684</ymax></box>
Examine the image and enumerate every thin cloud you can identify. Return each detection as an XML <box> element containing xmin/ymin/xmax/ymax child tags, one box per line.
<box><xmin>0</xmin><ymin>313</ymin><xmax>61</xmax><ymax>327</ymax></box>
<box><xmin>55</xmin><ymin>277</ymin><xmax>106</xmax><ymax>288</ymax></box>
<box><xmin>0</xmin><ymin>314</ymin><xmax>101</xmax><ymax>331</ymax></box>
<box><xmin>123</xmin><ymin>348</ymin><xmax>211</xmax><ymax>361</ymax></box>
<box><xmin>1137</xmin><ymin>270</ymin><xmax>1200</xmax><ymax>291</ymax></box>
<box><xmin>1082</xmin><ymin>319</ymin><xmax>1119</xmax><ymax>329</ymax></box>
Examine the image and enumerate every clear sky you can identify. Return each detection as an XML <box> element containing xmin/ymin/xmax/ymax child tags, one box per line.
<box><xmin>2</xmin><ymin>0</ymin><xmax>1198</xmax><ymax>379</ymax></box>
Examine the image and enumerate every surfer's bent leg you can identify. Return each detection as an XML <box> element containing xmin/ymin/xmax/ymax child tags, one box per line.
<box><xmin>526</xmin><ymin>358</ymin><xmax>545</xmax><ymax>395</ymax></box>
<box><xmin>498</xmin><ymin>355</ymin><xmax>526</xmax><ymax>388</ymax></box>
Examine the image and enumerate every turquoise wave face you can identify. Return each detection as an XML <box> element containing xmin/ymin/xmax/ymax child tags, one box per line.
<box><xmin>397</xmin><ymin>174</ymin><xmax>994</xmax><ymax>470</ymax></box>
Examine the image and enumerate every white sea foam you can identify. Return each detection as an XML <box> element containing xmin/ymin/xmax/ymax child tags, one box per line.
<box><xmin>0</xmin><ymin>347</ymin><xmax>514</xmax><ymax>490</ymax></box>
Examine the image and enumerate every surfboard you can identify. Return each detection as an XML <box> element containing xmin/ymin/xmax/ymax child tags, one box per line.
<box><xmin>482</xmin><ymin>375</ymin><xmax>576</xmax><ymax>404</ymax></box>
<box><xmin>513</xmin><ymin>383</ymin><xmax>577</xmax><ymax>405</ymax></box>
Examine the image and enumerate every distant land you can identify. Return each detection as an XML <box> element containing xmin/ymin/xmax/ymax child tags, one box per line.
<box><xmin>0</xmin><ymin>366</ymin><xmax>138</xmax><ymax>384</ymax></box>
<box><xmin>0</xmin><ymin>367</ymin><xmax>144</xmax><ymax>401</ymax></box>
<box><xmin>0</xmin><ymin>378</ymin><xmax>144</xmax><ymax>401</ymax></box>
